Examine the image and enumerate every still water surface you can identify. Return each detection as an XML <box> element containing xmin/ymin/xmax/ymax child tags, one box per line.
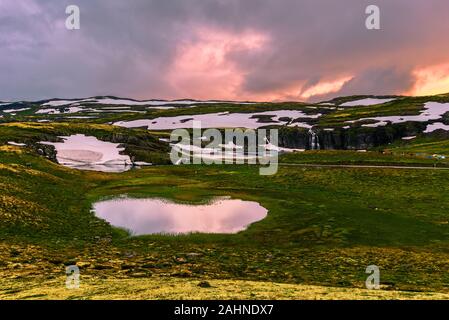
<box><xmin>92</xmin><ymin>197</ymin><xmax>268</xmax><ymax>235</ymax></box>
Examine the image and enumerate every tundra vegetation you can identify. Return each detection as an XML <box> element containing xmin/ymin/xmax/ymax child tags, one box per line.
<box><xmin>0</xmin><ymin>94</ymin><xmax>448</xmax><ymax>299</ymax></box>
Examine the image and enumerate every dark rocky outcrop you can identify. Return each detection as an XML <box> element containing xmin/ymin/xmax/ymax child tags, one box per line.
<box><xmin>33</xmin><ymin>143</ymin><xmax>58</xmax><ymax>162</ymax></box>
<box><xmin>278</xmin><ymin>121</ymin><xmax>428</xmax><ymax>150</ymax></box>
<box><xmin>104</xmin><ymin>132</ymin><xmax>171</xmax><ymax>164</ymax></box>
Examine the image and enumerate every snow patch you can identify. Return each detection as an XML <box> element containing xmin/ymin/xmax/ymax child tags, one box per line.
<box><xmin>7</xmin><ymin>141</ymin><xmax>26</xmax><ymax>147</ymax></box>
<box><xmin>3</xmin><ymin>107</ymin><xmax>30</xmax><ymax>113</ymax></box>
<box><xmin>40</xmin><ymin>134</ymin><xmax>132</xmax><ymax>173</ymax></box>
<box><xmin>424</xmin><ymin>122</ymin><xmax>449</xmax><ymax>133</ymax></box>
<box><xmin>341</xmin><ymin>98</ymin><xmax>396</xmax><ymax>107</ymax></box>
<box><xmin>348</xmin><ymin>102</ymin><xmax>449</xmax><ymax>128</ymax></box>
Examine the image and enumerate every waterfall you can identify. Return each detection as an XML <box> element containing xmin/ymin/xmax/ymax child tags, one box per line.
<box><xmin>308</xmin><ymin>129</ymin><xmax>320</xmax><ymax>150</ymax></box>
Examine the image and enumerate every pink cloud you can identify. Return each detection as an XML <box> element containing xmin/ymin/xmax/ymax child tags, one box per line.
<box><xmin>166</xmin><ymin>27</ymin><xmax>268</xmax><ymax>100</ymax></box>
<box><xmin>299</xmin><ymin>76</ymin><xmax>353</xmax><ymax>100</ymax></box>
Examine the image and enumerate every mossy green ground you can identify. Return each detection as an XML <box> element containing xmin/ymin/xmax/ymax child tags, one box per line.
<box><xmin>0</xmin><ymin>126</ymin><xmax>448</xmax><ymax>299</ymax></box>
<box><xmin>386</xmin><ymin>133</ymin><xmax>449</xmax><ymax>157</ymax></box>
<box><xmin>280</xmin><ymin>150</ymin><xmax>449</xmax><ymax>167</ymax></box>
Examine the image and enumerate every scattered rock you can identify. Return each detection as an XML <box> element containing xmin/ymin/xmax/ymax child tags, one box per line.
<box><xmin>186</xmin><ymin>253</ymin><xmax>202</xmax><ymax>258</ymax></box>
<box><xmin>120</xmin><ymin>263</ymin><xmax>136</xmax><ymax>270</ymax></box>
<box><xmin>198</xmin><ymin>281</ymin><xmax>212</xmax><ymax>288</ymax></box>
<box><xmin>92</xmin><ymin>264</ymin><xmax>113</xmax><ymax>270</ymax></box>
<box><xmin>129</xmin><ymin>272</ymin><xmax>151</xmax><ymax>278</ymax></box>
<box><xmin>63</xmin><ymin>260</ymin><xmax>77</xmax><ymax>266</ymax></box>
<box><xmin>174</xmin><ymin>257</ymin><xmax>187</xmax><ymax>264</ymax></box>
<box><xmin>48</xmin><ymin>258</ymin><xmax>63</xmax><ymax>265</ymax></box>
<box><xmin>76</xmin><ymin>261</ymin><xmax>91</xmax><ymax>268</ymax></box>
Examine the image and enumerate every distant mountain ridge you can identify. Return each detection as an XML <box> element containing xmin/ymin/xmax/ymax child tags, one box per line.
<box><xmin>1</xmin><ymin>93</ymin><xmax>449</xmax><ymax>151</ymax></box>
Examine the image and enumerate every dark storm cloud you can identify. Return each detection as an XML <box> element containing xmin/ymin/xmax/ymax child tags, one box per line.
<box><xmin>1</xmin><ymin>0</ymin><xmax>449</xmax><ymax>101</ymax></box>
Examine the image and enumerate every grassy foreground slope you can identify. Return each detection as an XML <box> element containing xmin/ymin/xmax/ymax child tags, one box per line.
<box><xmin>0</xmin><ymin>130</ymin><xmax>448</xmax><ymax>299</ymax></box>
<box><xmin>2</xmin><ymin>276</ymin><xmax>449</xmax><ymax>300</ymax></box>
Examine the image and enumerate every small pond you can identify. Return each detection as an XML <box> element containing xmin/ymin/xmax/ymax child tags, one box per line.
<box><xmin>92</xmin><ymin>197</ymin><xmax>268</xmax><ymax>235</ymax></box>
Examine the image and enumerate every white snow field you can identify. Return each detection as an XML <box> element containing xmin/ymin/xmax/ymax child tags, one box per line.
<box><xmin>347</xmin><ymin>102</ymin><xmax>449</xmax><ymax>128</ymax></box>
<box><xmin>40</xmin><ymin>134</ymin><xmax>133</xmax><ymax>173</ymax></box>
<box><xmin>340</xmin><ymin>98</ymin><xmax>396</xmax><ymax>107</ymax></box>
<box><xmin>114</xmin><ymin>110</ymin><xmax>321</xmax><ymax>130</ymax></box>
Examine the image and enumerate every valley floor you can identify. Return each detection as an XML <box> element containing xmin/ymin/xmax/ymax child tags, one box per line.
<box><xmin>0</xmin><ymin>127</ymin><xmax>448</xmax><ymax>300</ymax></box>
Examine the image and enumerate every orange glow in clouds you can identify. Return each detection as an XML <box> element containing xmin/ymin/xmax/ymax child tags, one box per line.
<box><xmin>168</xmin><ymin>27</ymin><xmax>449</xmax><ymax>101</ymax></box>
<box><xmin>166</xmin><ymin>27</ymin><xmax>355</xmax><ymax>102</ymax></box>
<box><xmin>300</xmin><ymin>76</ymin><xmax>353</xmax><ymax>100</ymax></box>
<box><xmin>411</xmin><ymin>63</ymin><xmax>449</xmax><ymax>96</ymax></box>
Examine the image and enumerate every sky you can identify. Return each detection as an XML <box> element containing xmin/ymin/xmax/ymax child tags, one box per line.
<box><xmin>1</xmin><ymin>0</ymin><xmax>449</xmax><ymax>102</ymax></box>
